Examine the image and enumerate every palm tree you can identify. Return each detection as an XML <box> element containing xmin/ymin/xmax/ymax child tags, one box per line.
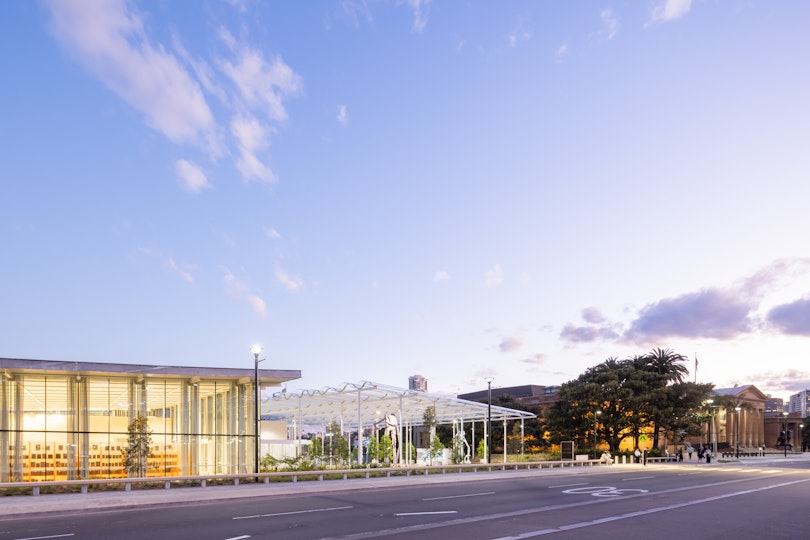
<box><xmin>638</xmin><ymin>348</ymin><xmax>690</xmax><ymax>449</ymax></box>
<box><xmin>644</xmin><ymin>347</ymin><xmax>689</xmax><ymax>383</ymax></box>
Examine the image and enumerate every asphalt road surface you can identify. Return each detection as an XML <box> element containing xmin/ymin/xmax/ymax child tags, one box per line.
<box><xmin>2</xmin><ymin>461</ymin><xmax>810</xmax><ymax>540</ymax></box>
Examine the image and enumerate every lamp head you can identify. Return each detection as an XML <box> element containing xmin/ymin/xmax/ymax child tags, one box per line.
<box><xmin>250</xmin><ymin>345</ymin><xmax>263</xmax><ymax>358</ymax></box>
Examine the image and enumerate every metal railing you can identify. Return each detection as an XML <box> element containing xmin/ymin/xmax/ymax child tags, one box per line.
<box><xmin>0</xmin><ymin>458</ymin><xmax>642</xmax><ymax>496</ymax></box>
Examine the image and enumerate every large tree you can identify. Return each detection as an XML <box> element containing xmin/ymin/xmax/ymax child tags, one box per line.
<box><xmin>544</xmin><ymin>351</ymin><xmax>711</xmax><ymax>453</ymax></box>
<box><xmin>545</xmin><ymin>358</ymin><xmax>644</xmax><ymax>452</ymax></box>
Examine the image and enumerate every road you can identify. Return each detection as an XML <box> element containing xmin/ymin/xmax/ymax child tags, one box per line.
<box><xmin>2</xmin><ymin>460</ymin><xmax>809</xmax><ymax>540</ymax></box>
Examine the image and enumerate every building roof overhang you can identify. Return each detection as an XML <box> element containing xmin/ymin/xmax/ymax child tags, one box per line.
<box><xmin>0</xmin><ymin>357</ymin><xmax>301</xmax><ymax>387</ymax></box>
<box><xmin>263</xmin><ymin>381</ymin><xmax>536</xmax><ymax>429</ymax></box>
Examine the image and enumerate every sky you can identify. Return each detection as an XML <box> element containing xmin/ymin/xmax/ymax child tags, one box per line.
<box><xmin>2</xmin><ymin>0</ymin><xmax>809</xmax><ymax>402</ymax></box>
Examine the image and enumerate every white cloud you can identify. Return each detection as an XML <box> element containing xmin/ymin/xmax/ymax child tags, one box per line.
<box><xmin>231</xmin><ymin>115</ymin><xmax>276</xmax><ymax>183</ymax></box>
<box><xmin>334</xmin><ymin>0</ymin><xmax>374</xmax><ymax>29</ymax></box>
<box><xmin>498</xmin><ymin>334</ymin><xmax>524</xmax><ymax>353</ymax></box>
<box><xmin>338</xmin><ymin>104</ymin><xmax>349</xmax><ymax>126</ymax></box>
<box><xmin>555</xmin><ymin>44</ymin><xmax>569</xmax><ymax>64</ymax></box>
<box><xmin>509</xmin><ymin>22</ymin><xmax>532</xmax><ymax>47</ymax></box>
<box><xmin>218</xmin><ymin>32</ymin><xmax>302</xmax><ymax>123</ymax></box>
<box><xmin>45</xmin><ymin>0</ymin><xmax>216</xmax><ymax>150</ymax></box>
<box><xmin>405</xmin><ymin>0</ymin><xmax>431</xmax><ymax>34</ymax></box>
<box><xmin>166</xmin><ymin>258</ymin><xmax>194</xmax><ymax>284</ymax></box>
<box><xmin>224</xmin><ymin>271</ymin><xmax>267</xmax><ymax>316</ymax></box>
<box><xmin>226</xmin><ymin>0</ymin><xmax>249</xmax><ymax>13</ymax></box>
<box><xmin>521</xmin><ymin>353</ymin><xmax>546</xmax><ymax>366</ymax></box>
<box><xmin>600</xmin><ymin>9</ymin><xmax>619</xmax><ymax>40</ymax></box>
<box><xmin>174</xmin><ymin>159</ymin><xmax>211</xmax><ymax>193</ymax></box>
<box><xmin>247</xmin><ymin>295</ymin><xmax>267</xmax><ymax>315</ymax></box>
<box><xmin>484</xmin><ymin>264</ymin><xmax>503</xmax><ymax>286</ymax></box>
<box><xmin>265</xmin><ymin>227</ymin><xmax>282</xmax><ymax>240</ymax></box>
<box><xmin>44</xmin><ymin>2</ymin><xmax>305</xmax><ymax>190</ymax></box>
<box><xmin>433</xmin><ymin>270</ymin><xmax>449</xmax><ymax>282</ymax></box>
<box><xmin>650</xmin><ymin>0</ymin><xmax>692</xmax><ymax>24</ymax></box>
<box><xmin>276</xmin><ymin>267</ymin><xmax>304</xmax><ymax>291</ymax></box>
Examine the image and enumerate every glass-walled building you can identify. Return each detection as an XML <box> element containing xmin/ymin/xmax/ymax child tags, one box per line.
<box><xmin>0</xmin><ymin>358</ymin><xmax>300</xmax><ymax>482</ymax></box>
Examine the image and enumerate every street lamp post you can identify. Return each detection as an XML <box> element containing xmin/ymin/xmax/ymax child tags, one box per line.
<box><xmin>705</xmin><ymin>399</ymin><xmax>713</xmax><ymax>452</ymax></box>
<box><xmin>593</xmin><ymin>410</ymin><xmax>601</xmax><ymax>456</ymax></box>
<box><xmin>734</xmin><ymin>406</ymin><xmax>741</xmax><ymax>458</ymax></box>
<box><xmin>250</xmin><ymin>345</ymin><xmax>264</xmax><ymax>480</ymax></box>
<box><xmin>485</xmin><ymin>377</ymin><xmax>494</xmax><ymax>464</ymax></box>
<box><xmin>783</xmin><ymin>411</ymin><xmax>789</xmax><ymax>458</ymax></box>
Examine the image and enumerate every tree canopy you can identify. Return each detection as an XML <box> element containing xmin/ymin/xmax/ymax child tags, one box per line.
<box><xmin>544</xmin><ymin>348</ymin><xmax>712</xmax><ymax>452</ymax></box>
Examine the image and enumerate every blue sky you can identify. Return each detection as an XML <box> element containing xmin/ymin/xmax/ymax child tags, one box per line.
<box><xmin>2</xmin><ymin>0</ymin><xmax>809</xmax><ymax>400</ymax></box>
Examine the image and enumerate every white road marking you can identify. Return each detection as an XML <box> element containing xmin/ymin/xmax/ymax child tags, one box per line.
<box><xmin>547</xmin><ymin>482</ymin><xmax>588</xmax><ymax>488</ymax></box>
<box><xmin>495</xmin><ymin>478</ymin><xmax>810</xmax><ymax>538</ymax></box>
<box><xmin>224</xmin><ymin>536</ymin><xmax>251</xmax><ymax>540</ymax></box>
<box><xmin>395</xmin><ymin>511</ymin><xmax>458</xmax><ymax>516</ymax></box>
<box><xmin>13</xmin><ymin>535</ymin><xmax>74</xmax><ymax>540</ymax></box>
<box><xmin>322</xmin><ymin>474</ymin><xmax>799</xmax><ymax>540</ymax></box>
<box><xmin>621</xmin><ymin>476</ymin><xmax>654</xmax><ymax>481</ymax></box>
<box><xmin>423</xmin><ymin>491</ymin><xmax>495</xmax><ymax>501</ymax></box>
<box><xmin>233</xmin><ymin>505</ymin><xmax>353</xmax><ymax>520</ymax></box>
<box><xmin>561</xmin><ymin>486</ymin><xmax>648</xmax><ymax>498</ymax></box>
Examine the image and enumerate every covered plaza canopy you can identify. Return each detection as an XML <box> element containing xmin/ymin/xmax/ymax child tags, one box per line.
<box><xmin>262</xmin><ymin>381</ymin><xmax>536</xmax><ymax>463</ymax></box>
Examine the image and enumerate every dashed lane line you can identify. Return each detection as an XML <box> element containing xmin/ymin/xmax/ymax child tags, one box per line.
<box><xmin>12</xmin><ymin>535</ymin><xmax>75</xmax><ymax>540</ymax></box>
<box><xmin>395</xmin><ymin>511</ymin><xmax>459</xmax><ymax>516</ymax></box>
<box><xmin>423</xmin><ymin>492</ymin><xmax>496</xmax><ymax>501</ymax></box>
<box><xmin>233</xmin><ymin>505</ymin><xmax>353</xmax><ymax>520</ymax></box>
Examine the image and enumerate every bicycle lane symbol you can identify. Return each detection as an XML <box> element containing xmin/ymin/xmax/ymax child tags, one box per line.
<box><xmin>561</xmin><ymin>486</ymin><xmax>648</xmax><ymax>498</ymax></box>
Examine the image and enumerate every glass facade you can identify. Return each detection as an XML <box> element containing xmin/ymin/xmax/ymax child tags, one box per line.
<box><xmin>0</xmin><ymin>368</ymin><xmax>264</xmax><ymax>482</ymax></box>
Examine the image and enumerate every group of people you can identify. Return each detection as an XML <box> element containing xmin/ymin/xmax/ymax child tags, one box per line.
<box><xmin>599</xmin><ymin>444</ymin><xmax>722</xmax><ymax>465</ymax></box>
<box><xmin>680</xmin><ymin>445</ymin><xmax>713</xmax><ymax>463</ymax></box>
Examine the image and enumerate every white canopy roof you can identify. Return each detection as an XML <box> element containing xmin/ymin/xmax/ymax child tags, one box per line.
<box><xmin>263</xmin><ymin>380</ymin><xmax>536</xmax><ymax>430</ymax></box>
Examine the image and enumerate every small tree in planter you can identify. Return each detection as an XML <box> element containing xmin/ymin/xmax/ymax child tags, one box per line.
<box><xmin>367</xmin><ymin>436</ymin><xmax>380</xmax><ymax>464</ymax></box>
<box><xmin>379</xmin><ymin>434</ymin><xmax>394</xmax><ymax>464</ymax></box>
<box><xmin>477</xmin><ymin>439</ymin><xmax>488</xmax><ymax>462</ymax></box>
<box><xmin>122</xmin><ymin>415</ymin><xmax>152</xmax><ymax>477</ymax></box>
<box><xmin>430</xmin><ymin>436</ymin><xmax>445</xmax><ymax>465</ymax></box>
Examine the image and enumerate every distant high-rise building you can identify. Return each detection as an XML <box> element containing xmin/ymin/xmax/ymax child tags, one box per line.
<box><xmin>409</xmin><ymin>374</ymin><xmax>428</xmax><ymax>392</ymax></box>
<box><xmin>765</xmin><ymin>397</ymin><xmax>784</xmax><ymax>416</ymax></box>
<box><xmin>788</xmin><ymin>390</ymin><xmax>810</xmax><ymax>416</ymax></box>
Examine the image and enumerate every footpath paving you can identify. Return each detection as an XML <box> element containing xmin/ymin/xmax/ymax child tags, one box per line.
<box><xmin>2</xmin><ymin>455</ymin><xmax>806</xmax><ymax>519</ymax></box>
